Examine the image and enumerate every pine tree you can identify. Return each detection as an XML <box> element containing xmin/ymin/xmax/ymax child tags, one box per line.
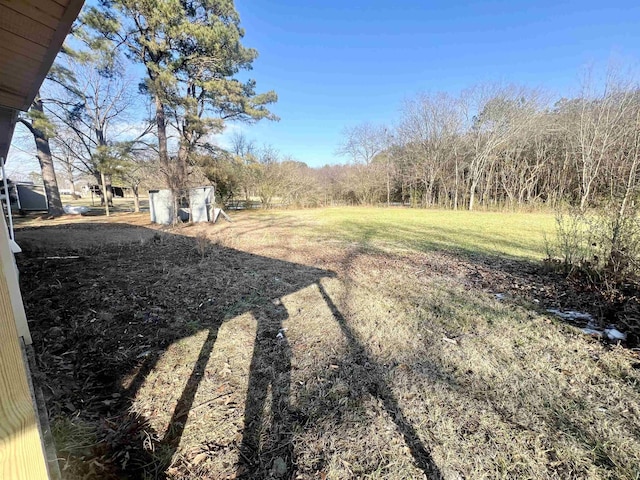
<box><xmin>17</xmin><ymin>47</ymin><xmax>93</xmax><ymax>217</ymax></box>
<box><xmin>83</xmin><ymin>0</ymin><xmax>278</xmax><ymax>212</ymax></box>
<box><xmin>17</xmin><ymin>93</ymin><xmax>64</xmax><ymax>216</ymax></box>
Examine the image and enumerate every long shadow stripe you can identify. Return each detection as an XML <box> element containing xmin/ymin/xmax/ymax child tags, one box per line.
<box><xmin>316</xmin><ymin>280</ymin><xmax>442</xmax><ymax>480</ymax></box>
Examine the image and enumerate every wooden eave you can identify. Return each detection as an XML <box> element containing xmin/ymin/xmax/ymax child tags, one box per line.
<box><xmin>0</xmin><ymin>0</ymin><xmax>85</xmax><ymax>161</ymax></box>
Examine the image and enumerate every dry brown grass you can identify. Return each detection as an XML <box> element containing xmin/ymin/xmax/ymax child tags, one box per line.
<box><xmin>15</xmin><ymin>208</ymin><xmax>640</xmax><ymax>479</ymax></box>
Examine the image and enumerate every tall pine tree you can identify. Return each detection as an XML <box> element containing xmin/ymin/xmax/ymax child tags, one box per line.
<box><xmin>17</xmin><ymin>60</ymin><xmax>81</xmax><ymax>217</ymax></box>
<box><xmin>83</xmin><ymin>0</ymin><xmax>277</xmax><ymax>206</ymax></box>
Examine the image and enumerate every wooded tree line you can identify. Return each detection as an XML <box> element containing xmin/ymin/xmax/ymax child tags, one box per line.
<box><xmin>185</xmin><ymin>76</ymin><xmax>640</xmax><ymax>213</ymax></box>
<box><xmin>331</xmin><ymin>80</ymin><xmax>640</xmax><ymax>212</ymax></box>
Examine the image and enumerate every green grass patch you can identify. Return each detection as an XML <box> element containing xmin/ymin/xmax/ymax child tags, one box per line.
<box><xmin>241</xmin><ymin>207</ymin><xmax>556</xmax><ymax>260</ymax></box>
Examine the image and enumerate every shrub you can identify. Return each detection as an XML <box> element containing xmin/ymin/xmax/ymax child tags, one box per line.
<box><xmin>547</xmin><ymin>203</ymin><xmax>640</xmax><ymax>285</ymax></box>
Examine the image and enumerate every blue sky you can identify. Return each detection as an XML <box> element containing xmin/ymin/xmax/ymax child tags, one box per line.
<box><xmin>229</xmin><ymin>0</ymin><xmax>640</xmax><ymax>166</ymax></box>
<box><xmin>7</xmin><ymin>0</ymin><xmax>640</xmax><ymax>177</ymax></box>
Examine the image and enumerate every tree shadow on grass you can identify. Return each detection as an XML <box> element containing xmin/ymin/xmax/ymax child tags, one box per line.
<box><xmin>17</xmin><ymin>222</ymin><xmax>444</xmax><ymax>479</ymax></box>
<box><xmin>315</xmin><ymin>280</ymin><xmax>443</xmax><ymax>479</ymax></box>
<box><xmin>16</xmin><ymin>224</ymin><xmax>328</xmax><ymax>478</ymax></box>
<box><xmin>238</xmin><ymin>300</ymin><xmax>293</xmax><ymax>477</ymax></box>
<box><xmin>331</xmin><ymin>215</ymin><xmax>637</xmax><ymax>343</ymax></box>
<box><xmin>330</xmin><ymin>218</ymin><xmax>544</xmax><ymax>260</ymax></box>
<box><xmin>132</xmin><ymin>299</ymin><xmax>294</xmax><ymax>479</ymax></box>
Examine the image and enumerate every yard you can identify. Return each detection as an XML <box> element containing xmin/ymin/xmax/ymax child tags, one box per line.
<box><xmin>15</xmin><ymin>207</ymin><xmax>640</xmax><ymax>479</ymax></box>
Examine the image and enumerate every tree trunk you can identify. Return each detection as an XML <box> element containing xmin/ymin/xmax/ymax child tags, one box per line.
<box><xmin>100</xmin><ymin>171</ymin><xmax>110</xmax><ymax>217</ymax></box>
<box><xmin>36</xmin><ymin>136</ymin><xmax>64</xmax><ymax>216</ymax></box>
<box><xmin>101</xmin><ymin>174</ymin><xmax>114</xmax><ymax>207</ymax></box>
<box><xmin>154</xmin><ymin>89</ymin><xmax>181</xmax><ymax>223</ymax></box>
<box><xmin>21</xmin><ymin>97</ymin><xmax>64</xmax><ymax>216</ymax></box>
<box><xmin>155</xmin><ymin>92</ymin><xmax>170</xmax><ymax>170</ymax></box>
<box><xmin>133</xmin><ymin>185</ymin><xmax>140</xmax><ymax>213</ymax></box>
<box><xmin>69</xmin><ymin>177</ymin><xmax>78</xmax><ymax>200</ymax></box>
<box><xmin>468</xmin><ymin>180</ymin><xmax>478</xmax><ymax>211</ymax></box>
<box><xmin>177</xmin><ymin>141</ymin><xmax>190</xmax><ymax>190</ymax></box>
<box><xmin>386</xmin><ymin>170</ymin><xmax>391</xmax><ymax>207</ymax></box>
<box><xmin>63</xmin><ymin>161</ymin><xmax>79</xmax><ymax>199</ymax></box>
<box><xmin>454</xmin><ymin>160</ymin><xmax>459</xmax><ymax>210</ymax></box>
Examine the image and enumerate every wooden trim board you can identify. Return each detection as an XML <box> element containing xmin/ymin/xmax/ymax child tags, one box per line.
<box><xmin>0</xmin><ymin>212</ymin><xmax>48</xmax><ymax>477</ymax></box>
<box><xmin>0</xmin><ymin>211</ymin><xmax>31</xmax><ymax>344</ymax></box>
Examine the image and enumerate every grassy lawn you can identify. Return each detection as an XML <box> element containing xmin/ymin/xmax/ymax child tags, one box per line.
<box><xmin>15</xmin><ymin>207</ymin><xmax>640</xmax><ymax>479</ymax></box>
<box><xmin>225</xmin><ymin>207</ymin><xmax>556</xmax><ymax>260</ymax></box>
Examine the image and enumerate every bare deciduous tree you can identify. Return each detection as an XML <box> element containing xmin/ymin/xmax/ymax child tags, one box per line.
<box><xmin>462</xmin><ymin>85</ymin><xmax>541</xmax><ymax>210</ymax></box>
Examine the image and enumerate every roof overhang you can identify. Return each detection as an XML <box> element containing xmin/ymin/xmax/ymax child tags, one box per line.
<box><xmin>0</xmin><ymin>0</ymin><xmax>85</xmax><ymax>161</ymax></box>
<box><xmin>0</xmin><ymin>107</ymin><xmax>18</xmax><ymax>162</ymax></box>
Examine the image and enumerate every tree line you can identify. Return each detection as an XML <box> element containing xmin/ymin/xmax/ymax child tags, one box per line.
<box><xmin>200</xmin><ymin>75</ymin><xmax>640</xmax><ymax>215</ymax></box>
<box><xmin>331</xmin><ymin>79</ymin><xmax>640</xmax><ymax>212</ymax></box>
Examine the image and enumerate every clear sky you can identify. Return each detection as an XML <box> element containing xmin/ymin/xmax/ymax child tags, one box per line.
<box><xmin>230</xmin><ymin>0</ymin><xmax>640</xmax><ymax>166</ymax></box>
<box><xmin>7</xmin><ymin>0</ymin><xmax>640</xmax><ymax>177</ymax></box>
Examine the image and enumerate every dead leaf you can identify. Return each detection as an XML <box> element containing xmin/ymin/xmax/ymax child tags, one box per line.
<box><xmin>192</xmin><ymin>452</ymin><xmax>208</xmax><ymax>465</ymax></box>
